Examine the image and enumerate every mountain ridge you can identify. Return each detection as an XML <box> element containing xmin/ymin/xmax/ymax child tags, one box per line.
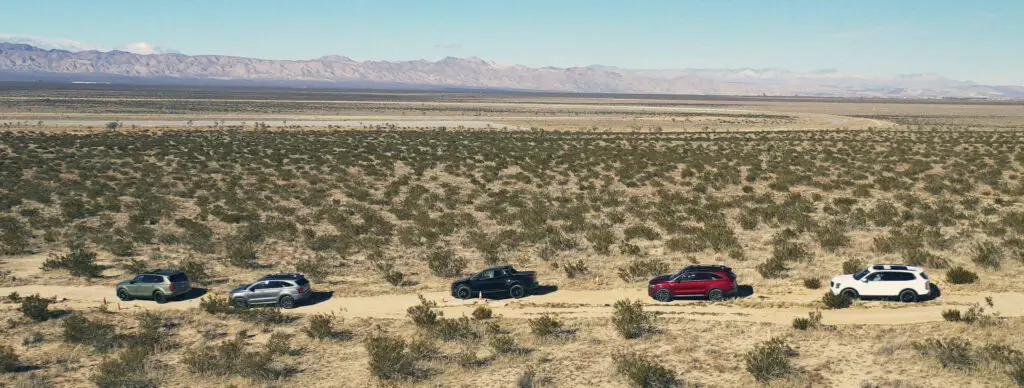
<box><xmin>1</xmin><ymin>43</ymin><xmax>1021</xmax><ymax>98</ymax></box>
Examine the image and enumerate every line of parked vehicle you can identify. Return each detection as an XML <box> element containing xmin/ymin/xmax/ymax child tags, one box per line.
<box><xmin>114</xmin><ymin>262</ymin><xmax>938</xmax><ymax>308</ymax></box>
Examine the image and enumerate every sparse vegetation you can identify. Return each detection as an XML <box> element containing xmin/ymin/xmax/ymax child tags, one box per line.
<box><xmin>745</xmin><ymin>337</ymin><xmax>797</xmax><ymax>383</ymax></box>
<box><xmin>946</xmin><ymin>266</ymin><xmax>979</xmax><ymax>284</ymax></box>
<box><xmin>822</xmin><ymin>291</ymin><xmax>852</xmax><ymax>309</ymax></box>
<box><xmin>612</xmin><ymin>299</ymin><xmax>656</xmax><ymax>339</ymax></box>
<box><xmin>613</xmin><ymin>351</ymin><xmax>681</xmax><ymax>388</ymax></box>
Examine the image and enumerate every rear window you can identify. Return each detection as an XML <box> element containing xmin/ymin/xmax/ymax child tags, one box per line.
<box><xmin>170</xmin><ymin>273</ymin><xmax>188</xmax><ymax>282</ymax></box>
<box><xmin>295</xmin><ymin>278</ymin><xmax>310</xmax><ymax>286</ymax></box>
<box><xmin>920</xmin><ymin>272</ymin><xmax>929</xmax><ymax>280</ymax></box>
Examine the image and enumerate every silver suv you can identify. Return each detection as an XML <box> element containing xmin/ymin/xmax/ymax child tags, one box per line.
<box><xmin>229</xmin><ymin>273</ymin><xmax>312</xmax><ymax>309</ymax></box>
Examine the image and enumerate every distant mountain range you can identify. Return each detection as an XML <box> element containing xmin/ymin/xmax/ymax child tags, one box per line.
<box><xmin>2</xmin><ymin>43</ymin><xmax>1022</xmax><ymax>98</ymax></box>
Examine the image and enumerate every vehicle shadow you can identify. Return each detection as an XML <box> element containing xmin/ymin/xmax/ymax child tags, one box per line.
<box><xmin>476</xmin><ymin>285</ymin><xmax>559</xmax><ymax>301</ymax></box>
<box><xmin>303</xmin><ymin>291</ymin><xmax>334</xmax><ymax>307</ymax></box>
<box><xmin>734</xmin><ymin>285</ymin><xmax>755</xmax><ymax>298</ymax></box>
<box><xmin>176</xmin><ymin>287</ymin><xmax>208</xmax><ymax>302</ymax></box>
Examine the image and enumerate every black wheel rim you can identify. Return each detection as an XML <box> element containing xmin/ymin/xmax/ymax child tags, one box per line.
<box><xmin>843</xmin><ymin>290</ymin><xmax>856</xmax><ymax>299</ymax></box>
<box><xmin>118</xmin><ymin>289</ymin><xmax>127</xmax><ymax>299</ymax></box>
<box><xmin>512</xmin><ymin>287</ymin><xmax>523</xmax><ymax>298</ymax></box>
<box><xmin>235</xmin><ymin>299</ymin><xmax>246</xmax><ymax>308</ymax></box>
<box><xmin>901</xmin><ymin>292</ymin><xmax>914</xmax><ymax>302</ymax></box>
<box><xmin>458</xmin><ymin>288</ymin><xmax>469</xmax><ymax>299</ymax></box>
<box><xmin>281</xmin><ymin>298</ymin><xmax>293</xmax><ymax>308</ymax></box>
<box><xmin>156</xmin><ymin>293</ymin><xmax>165</xmax><ymax>302</ymax></box>
<box><xmin>658</xmin><ymin>290</ymin><xmax>670</xmax><ymax>301</ymax></box>
<box><xmin>710</xmin><ymin>290</ymin><xmax>723</xmax><ymax>300</ymax></box>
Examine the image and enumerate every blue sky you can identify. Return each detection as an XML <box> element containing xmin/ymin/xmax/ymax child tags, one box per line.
<box><xmin>2</xmin><ymin>0</ymin><xmax>1022</xmax><ymax>84</ymax></box>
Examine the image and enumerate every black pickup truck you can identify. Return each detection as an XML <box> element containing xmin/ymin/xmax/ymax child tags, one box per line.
<box><xmin>451</xmin><ymin>265</ymin><xmax>538</xmax><ymax>299</ymax></box>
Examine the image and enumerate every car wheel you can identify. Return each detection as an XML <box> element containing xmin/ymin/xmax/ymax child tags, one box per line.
<box><xmin>456</xmin><ymin>286</ymin><xmax>472</xmax><ymax>299</ymax></box>
<box><xmin>840</xmin><ymin>288</ymin><xmax>859</xmax><ymax>300</ymax></box>
<box><xmin>116</xmin><ymin>288</ymin><xmax>131</xmax><ymax>301</ymax></box>
<box><xmin>279</xmin><ymin>295</ymin><xmax>296</xmax><ymax>309</ymax></box>
<box><xmin>233</xmin><ymin>297</ymin><xmax>249</xmax><ymax>310</ymax></box>
<box><xmin>899</xmin><ymin>289</ymin><xmax>918</xmax><ymax>303</ymax></box>
<box><xmin>153</xmin><ymin>291</ymin><xmax>168</xmax><ymax>304</ymax></box>
<box><xmin>654</xmin><ymin>289</ymin><xmax>672</xmax><ymax>303</ymax></box>
<box><xmin>708</xmin><ymin>288</ymin><xmax>724</xmax><ymax>301</ymax></box>
<box><xmin>509</xmin><ymin>285</ymin><xmax>525</xmax><ymax>299</ymax></box>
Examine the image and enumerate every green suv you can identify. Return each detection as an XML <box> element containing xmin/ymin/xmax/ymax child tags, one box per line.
<box><xmin>116</xmin><ymin>269</ymin><xmax>191</xmax><ymax>304</ymax></box>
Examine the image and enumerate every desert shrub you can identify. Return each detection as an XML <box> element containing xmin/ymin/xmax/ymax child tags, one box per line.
<box><xmin>123</xmin><ymin>258</ymin><xmax>149</xmax><ymax>274</ymax></box>
<box><xmin>90</xmin><ymin>345</ymin><xmax>153</xmax><ymax>388</ymax></box>
<box><xmin>562</xmin><ymin>259</ymin><xmax>588</xmax><ymax>278</ymax></box>
<box><xmin>425</xmin><ymin>248</ymin><xmax>466</xmax><ymax>277</ymax></box>
<box><xmin>973</xmin><ymin>242</ymin><xmax>1003</xmax><ymax>269</ymax></box>
<box><xmin>942</xmin><ymin>307</ymin><xmax>966</xmax><ymax>322</ymax></box>
<box><xmin>815</xmin><ymin>223</ymin><xmax>850</xmax><ymax>252</ymax></box>
<box><xmin>772</xmin><ymin>241</ymin><xmax>808</xmax><ymax>262</ymax></box>
<box><xmin>179</xmin><ymin>256</ymin><xmax>212</xmax><ymax>284</ymax></box>
<box><xmin>665</xmin><ymin>236</ymin><xmax>707</xmax><ymax>253</ymax></box>
<box><xmin>182</xmin><ymin>332</ymin><xmax>280</xmax><ymax>380</ymax></box>
<box><xmin>472</xmin><ymin>305</ymin><xmax>493</xmax><ymax>320</ymax></box>
<box><xmin>265</xmin><ymin>332</ymin><xmax>292</xmax><ymax>356</ymax></box>
<box><xmin>841</xmin><ymin>259</ymin><xmax>864</xmax><ymax>275</ymax></box>
<box><xmin>619</xmin><ymin>242</ymin><xmax>643</xmax><ymax>256</ymax></box>
<box><xmin>618</xmin><ymin>258</ymin><xmax>669</xmax><ymax>282</ymax></box>
<box><xmin>738</xmin><ymin>212</ymin><xmax>760</xmax><ymax>230</ymax></box>
<box><xmin>490</xmin><ymin>334</ymin><xmax>527</xmax><ymax>356</ymax></box>
<box><xmin>902</xmin><ymin>248</ymin><xmax>949</xmax><ymax>269</ymax></box>
<box><xmin>756</xmin><ymin>256</ymin><xmax>788</xmax><ymax>279</ymax></box>
<box><xmin>0</xmin><ymin>345</ymin><xmax>20</xmax><ymax>373</ymax></box>
<box><xmin>62</xmin><ymin>313</ymin><xmax>119</xmax><ymax>352</ymax></box>
<box><xmin>913</xmin><ymin>338</ymin><xmax>976</xmax><ymax>370</ymax></box>
<box><xmin>239</xmin><ymin>307</ymin><xmax>294</xmax><ymax>326</ymax></box>
<box><xmin>792</xmin><ymin>310</ymin><xmax>822</xmax><ymax>330</ymax></box>
<box><xmin>745</xmin><ymin>337</ymin><xmax>797</xmax><ymax>383</ymax></box>
<box><xmin>294</xmin><ymin>255</ymin><xmax>331</xmax><ymax>282</ymax></box>
<box><xmin>613</xmin><ymin>351</ymin><xmax>680</xmax><ymax>388</ymax></box>
<box><xmin>822</xmin><ymin>291</ymin><xmax>852</xmax><ymax>309</ymax></box>
<box><xmin>199</xmin><ymin>295</ymin><xmax>233</xmax><ymax>315</ymax></box>
<box><xmin>529</xmin><ymin>314</ymin><xmax>565</xmax><ymax>338</ymax></box>
<box><xmin>802</xmin><ymin>278</ymin><xmax>821</xmax><ymax>289</ymax></box>
<box><xmin>364</xmin><ymin>331</ymin><xmax>424</xmax><ymax>381</ymax></box>
<box><xmin>946</xmin><ymin>266</ymin><xmax>978</xmax><ymax>284</ymax></box>
<box><xmin>42</xmin><ymin>245</ymin><xmax>103</xmax><ymax>277</ymax></box>
<box><xmin>226</xmin><ymin>241</ymin><xmax>260</xmax><ymax>268</ymax></box>
<box><xmin>623</xmin><ymin>224</ymin><xmax>661</xmax><ymax>241</ymax></box>
<box><xmin>0</xmin><ymin>216</ymin><xmax>31</xmax><ymax>255</ymax></box>
<box><xmin>434</xmin><ymin>316</ymin><xmax>477</xmax><ymax>341</ymax></box>
<box><xmin>20</xmin><ymin>294</ymin><xmax>53</xmax><ymax>321</ymax></box>
<box><xmin>407</xmin><ymin>295</ymin><xmax>439</xmax><ymax>328</ymax></box>
<box><xmin>369</xmin><ymin>250</ymin><xmax>405</xmax><ymax>286</ymax></box>
<box><xmin>585</xmin><ymin>226</ymin><xmax>616</xmax><ymax>254</ymax></box>
<box><xmin>612</xmin><ymin>299</ymin><xmax>656</xmax><ymax>339</ymax></box>
<box><xmin>304</xmin><ymin>313</ymin><xmax>343</xmax><ymax>340</ymax></box>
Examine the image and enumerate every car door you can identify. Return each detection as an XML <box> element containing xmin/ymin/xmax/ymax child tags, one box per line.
<box><xmin>476</xmin><ymin>269</ymin><xmax>506</xmax><ymax>294</ymax></box>
<box><xmin>883</xmin><ymin>272</ymin><xmax>914</xmax><ymax>296</ymax></box>
<box><xmin>269</xmin><ymin>281</ymin><xmax>291</xmax><ymax>300</ymax></box>
<box><xmin>248</xmin><ymin>281</ymin><xmax>273</xmax><ymax>303</ymax></box>
<box><xmin>126</xmin><ymin>275</ymin><xmax>147</xmax><ymax>297</ymax></box>
<box><xmin>862</xmin><ymin>272</ymin><xmax>885</xmax><ymax>296</ymax></box>
<box><xmin>669</xmin><ymin>272</ymin><xmax>696</xmax><ymax>295</ymax></box>
<box><xmin>688</xmin><ymin>272</ymin><xmax>716</xmax><ymax>295</ymax></box>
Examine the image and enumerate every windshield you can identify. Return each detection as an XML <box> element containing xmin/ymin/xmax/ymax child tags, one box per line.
<box><xmin>852</xmin><ymin>269</ymin><xmax>870</xmax><ymax>280</ymax></box>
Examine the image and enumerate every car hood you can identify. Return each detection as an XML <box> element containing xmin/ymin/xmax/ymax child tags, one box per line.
<box><xmin>116</xmin><ymin>280</ymin><xmax>131</xmax><ymax>287</ymax></box>
<box><xmin>831</xmin><ymin>274</ymin><xmax>855</xmax><ymax>285</ymax></box>
<box><xmin>452</xmin><ymin>277</ymin><xmax>472</xmax><ymax>285</ymax></box>
<box><xmin>649</xmin><ymin>275</ymin><xmax>672</xmax><ymax>285</ymax></box>
<box><xmin>230</xmin><ymin>284</ymin><xmax>250</xmax><ymax>293</ymax></box>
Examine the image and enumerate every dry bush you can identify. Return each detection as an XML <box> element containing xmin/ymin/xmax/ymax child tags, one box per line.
<box><xmin>529</xmin><ymin>314</ymin><xmax>566</xmax><ymax>338</ymax></box>
<box><xmin>612</xmin><ymin>299</ymin><xmax>656</xmax><ymax>339</ymax></box>
<box><xmin>913</xmin><ymin>338</ymin><xmax>976</xmax><ymax>370</ymax></box>
<box><xmin>181</xmin><ymin>331</ymin><xmax>281</xmax><ymax>380</ymax></box>
<box><xmin>20</xmin><ymin>294</ymin><xmax>53</xmax><ymax>322</ymax></box>
<box><xmin>613</xmin><ymin>351</ymin><xmax>681</xmax><ymax>388</ymax></box>
<box><xmin>745</xmin><ymin>337</ymin><xmax>797</xmax><ymax>383</ymax></box>
<box><xmin>425</xmin><ymin>248</ymin><xmax>466</xmax><ymax>277</ymax></box>
<box><xmin>179</xmin><ymin>256</ymin><xmax>212</xmax><ymax>284</ymax></box>
<box><xmin>618</xmin><ymin>258</ymin><xmax>669</xmax><ymax>282</ymax></box>
<box><xmin>822</xmin><ymin>291</ymin><xmax>852</xmax><ymax>309</ymax></box>
<box><xmin>792</xmin><ymin>310</ymin><xmax>823</xmax><ymax>330</ymax></box>
<box><xmin>434</xmin><ymin>317</ymin><xmax>477</xmax><ymax>341</ymax></box>
<box><xmin>265</xmin><ymin>332</ymin><xmax>292</xmax><ymax>355</ymax></box>
<box><xmin>946</xmin><ymin>266</ymin><xmax>978</xmax><ymax>284</ymax></box>
<box><xmin>41</xmin><ymin>244</ymin><xmax>102</xmax><ymax>277</ymax></box>
<box><xmin>472</xmin><ymin>305</ymin><xmax>493</xmax><ymax>320</ymax></box>
<box><xmin>364</xmin><ymin>331</ymin><xmax>427</xmax><ymax>381</ymax></box>
<box><xmin>972</xmin><ymin>242</ymin><xmax>1003</xmax><ymax>269</ymax></box>
<box><xmin>0</xmin><ymin>345</ymin><xmax>20</xmax><ymax>373</ymax></box>
<box><xmin>62</xmin><ymin>313</ymin><xmax>119</xmax><ymax>352</ymax></box>
<box><xmin>199</xmin><ymin>295</ymin><xmax>233</xmax><ymax>315</ymax></box>
<box><xmin>294</xmin><ymin>255</ymin><xmax>331</xmax><ymax>282</ymax></box>
<box><xmin>407</xmin><ymin>295</ymin><xmax>439</xmax><ymax>328</ymax></box>
<box><xmin>802</xmin><ymin>278</ymin><xmax>821</xmax><ymax>289</ymax></box>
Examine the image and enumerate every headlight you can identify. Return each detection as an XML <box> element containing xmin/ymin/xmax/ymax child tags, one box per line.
<box><xmin>648</xmin><ymin>284</ymin><xmax>655</xmax><ymax>288</ymax></box>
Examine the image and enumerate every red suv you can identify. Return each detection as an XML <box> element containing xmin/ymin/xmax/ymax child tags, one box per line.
<box><xmin>648</xmin><ymin>265</ymin><xmax>737</xmax><ymax>302</ymax></box>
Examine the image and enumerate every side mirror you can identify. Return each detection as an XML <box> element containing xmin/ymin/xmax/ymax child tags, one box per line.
<box><xmin>129</xmin><ymin>280</ymin><xmax>136</xmax><ymax>284</ymax></box>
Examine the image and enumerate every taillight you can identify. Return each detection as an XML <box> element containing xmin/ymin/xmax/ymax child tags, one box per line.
<box><xmin>168</xmin><ymin>284</ymin><xmax>175</xmax><ymax>291</ymax></box>
<box><xmin>297</xmin><ymin>287</ymin><xmax>305</xmax><ymax>293</ymax></box>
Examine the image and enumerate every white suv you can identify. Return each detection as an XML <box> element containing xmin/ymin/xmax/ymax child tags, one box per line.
<box><xmin>829</xmin><ymin>264</ymin><xmax>933</xmax><ymax>302</ymax></box>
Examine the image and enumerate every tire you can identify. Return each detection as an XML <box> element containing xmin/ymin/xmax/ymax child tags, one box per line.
<box><xmin>707</xmin><ymin>288</ymin><xmax>725</xmax><ymax>301</ymax></box>
<box><xmin>233</xmin><ymin>297</ymin><xmax>249</xmax><ymax>310</ymax></box>
<box><xmin>654</xmin><ymin>289</ymin><xmax>672</xmax><ymax>303</ymax></box>
<box><xmin>899</xmin><ymin>289</ymin><xmax>918</xmax><ymax>303</ymax></box>
<box><xmin>116</xmin><ymin>288</ymin><xmax>131</xmax><ymax>301</ymax></box>
<box><xmin>278</xmin><ymin>295</ymin><xmax>296</xmax><ymax>309</ymax></box>
<box><xmin>153</xmin><ymin>291</ymin><xmax>168</xmax><ymax>304</ymax></box>
<box><xmin>509</xmin><ymin>284</ymin><xmax>525</xmax><ymax>299</ymax></box>
<box><xmin>455</xmin><ymin>286</ymin><xmax>472</xmax><ymax>300</ymax></box>
<box><xmin>840</xmin><ymin>288</ymin><xmax>859</xmax><ymax>300</ymax></box>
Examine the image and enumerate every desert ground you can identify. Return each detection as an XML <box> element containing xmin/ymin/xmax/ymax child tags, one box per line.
<box><xmin>2</xmin><ymin>85</ymin><xmax>1024</xmax><ymax>387</ymax></box>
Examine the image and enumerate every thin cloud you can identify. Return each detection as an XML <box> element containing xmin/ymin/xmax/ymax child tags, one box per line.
<box><xmin>117</xmin><ymin>42</ymin><xmax>179</xmax><ymax>55</ymax></box>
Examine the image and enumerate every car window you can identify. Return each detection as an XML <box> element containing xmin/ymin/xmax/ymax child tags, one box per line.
<box><xmin>920</xmin><ymin>272</ymin><xmax>929</xmax><ymax>280</ymax></box>
<box><xmin>269</xmin><ymin>281</ymin><xmax>290</xmax><ymax>288</ymax></box>
<box><xmin>143</xmin><ymin>275</ymin><xmax>164</xmax><ymax>283</ymax></box>
<box><xmin>865</xmin><ymin>272</ymin><xmax>883</xmax><ymax>282</ymax></box>
<box><xmin>707</xmin><ymin>273</ymin><xmax>723</xmax><ymax>280</ymax></box>
<box><xmin>884</xmin><ymin>272</ymin><xmax>915</xmax><ymax>281</ymax></box>
<box><xmin>852</xmin><ymin>269</ymin><xmax>870</xmax><ymax>280</ymax></box>
<box><xmin>169</xmin><ymin>273</ymin><xmax>188</xmax><ymax>282</ymax></box>
<box><xmin>676</xmin><ymin>273</ymin><xmax>695</xmax><ymax>281</ymax></box>
<box><xmin>296</xmin><ymin>278</ymin><xmax>310</xmax><ymax>286</ymax></box>
<box><xmin>691</xmin><ymin>273</ymin><xmax>714</xmax><ymax>281</ymax></box>
<box><xmin>250</xmin><ymin>282</ymin><xmax>267</xmax><ymax>290</ymax></box>
<box><xmin>480</xmin><ymin>270</ymin><xmax>495</xmax><ymax>279</ymax></box>
<box><xmin>132</xmin><ymin>275</ymin><xmax>146</xmax><ymax>282</ymax></box>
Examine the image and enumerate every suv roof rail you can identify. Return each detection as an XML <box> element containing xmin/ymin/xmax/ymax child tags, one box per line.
<box><xmin>259</xmin><ymin>273</ymin><xmax>306</xmax><ymax>280</ymax></box>
<box><xmin>870</xmin><ymin>264</ymin><xmax>921</xmax><ymax>271</ymax></box>
<box><xmin>683</xmin><ymin>265</ymin><xmax>733</xmax><ymax>272</ymax></box>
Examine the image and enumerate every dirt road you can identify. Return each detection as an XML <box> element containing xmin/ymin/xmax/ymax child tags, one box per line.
<box><xmin>1</xmin><ymin>284</ymin><xmax>1017</xmax><ymax>325</ymax></box>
